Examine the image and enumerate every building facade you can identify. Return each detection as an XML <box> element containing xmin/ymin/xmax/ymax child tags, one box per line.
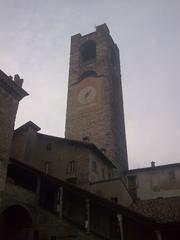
<box><xmin>127</xmin><ymin>162</ymin><xmax>180</xmax><ymax>200</ymax></box>
<box><xmin>11</xmin><ymin>121</ymin><xmax>115</xmax><ymax>190</ymax></box>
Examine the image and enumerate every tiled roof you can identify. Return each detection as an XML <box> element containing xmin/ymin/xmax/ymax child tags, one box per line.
<box><xmin>130</xmin><ymin>197</ymin><xmax>180</xmax><ymax>223</ymax></box>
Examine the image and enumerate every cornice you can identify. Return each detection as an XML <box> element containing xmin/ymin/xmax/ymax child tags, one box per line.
<box><xmin>0</xmin><ymin>70</ymin><xmax>28</xmax><ymax>101</ymax></box>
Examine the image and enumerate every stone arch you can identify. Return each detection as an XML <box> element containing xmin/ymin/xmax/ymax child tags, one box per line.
<box><xmin>0</xmin><ymin>204</ymin><xmax>34</xmax><ymax>240</ymax></box>
<box><xmin>80</xmin><ymin>70</ymin><xmax>97</xmax><ymax>80</ymax></box>
<box><xmin>80</xmin><ymin>40</ymin><xmax>96</xmax><ymax>63</ymax></box>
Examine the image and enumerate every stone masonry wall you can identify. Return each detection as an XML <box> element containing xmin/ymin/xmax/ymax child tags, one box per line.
<box><xmin>11</xmin><ymin>129</ymin><xmax>114</xmax><ymax>190</ymax></box>
<box><xmin>90</xmin><ymin>178</ymin><xmax>132</xmax><ymax>207</ymax></box>
<box><xmin>0</xmin><ymin>71</ymin><xmax>27</xmax><ymax>207</ymax></box>
<box><xmin>127</xmin><ymin>165</ymin><xmax>180</xmax><ymax>200</ymax></box>
<box><xmin>0</xmin><ymin>183</ymin><xmax>101</xmax><ymax>240</ymax></box>
<box><xmin>0</xmin><ymin>86</ymin><xmax>19</xmax><ymax>205</ymax></box>
<box><xmin>65</xmin><ymin>24</ymin><xmax>128</xmax><ymax>175</ymax></box>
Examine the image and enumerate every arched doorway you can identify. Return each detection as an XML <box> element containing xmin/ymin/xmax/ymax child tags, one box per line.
<box><xmin>0</xmin><ymin>205</ymin><xmax>33</xmax><ymax>240</ymax></box>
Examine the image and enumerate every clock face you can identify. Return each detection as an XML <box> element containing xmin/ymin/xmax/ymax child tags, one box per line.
<box><xmin>78</xmin><ymin>86</ymin><xmax>97</xmax><ymax>105</ymax></box>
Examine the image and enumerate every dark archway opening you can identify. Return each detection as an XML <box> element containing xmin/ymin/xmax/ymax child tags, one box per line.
<box><xmin>0</xmin><ymin>205</ymin><xmax>33</xmax><ymax>240</ymax></box>
<box><xmin>80</xmin><ymin>41</ymin><xmax>96</xmax><ymax>63</ymax></box>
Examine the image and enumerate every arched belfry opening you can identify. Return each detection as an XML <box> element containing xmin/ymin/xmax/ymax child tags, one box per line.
<box><xmin>0</xmin><ymin>205</ymin><xmax>33</xmax><ymax>240</ymax></box>
<box><xmin>80</xmin><ymin>40</ymin><xmax>96</xmax><ymax>63</ymax></box>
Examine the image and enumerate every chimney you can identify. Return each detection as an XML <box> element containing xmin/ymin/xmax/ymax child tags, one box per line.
<box><xmin>100</xmin><ymin>148</ymin><xmax>106</xmax><ymax>154</ymax></box>
<box><xmin>14</xmin><ymin>74</ymin><xmax>23</xmax><ymax>87</ymax></box>
<box><xmin>151</xmin><ymin>161</ymin><xmax>155</xmax><ymax>168</ymax></box>
<box><xmin>82</xmin><ymin>136</ymin><xmax>90</xmax><ymax>143</ymax></box>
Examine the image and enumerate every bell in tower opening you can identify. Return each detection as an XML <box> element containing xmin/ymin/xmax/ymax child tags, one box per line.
<box><xmin>65</xmin><ymin>24</ymin><xmax>128</xmax><ymax>175</ymax></box>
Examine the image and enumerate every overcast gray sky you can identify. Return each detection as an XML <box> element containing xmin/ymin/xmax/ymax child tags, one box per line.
<box><xmin>1</xmin><ymin>0</ymin><xmax>180</xmax><ymax>169</ymax></box>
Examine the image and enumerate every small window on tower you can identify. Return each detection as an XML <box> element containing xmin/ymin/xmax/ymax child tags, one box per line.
<box><xmin>110</xmin><ymin>47</ymin><xmax>117</xmax><ymax>66</ymax></box>
<box><xmin>80</xmin><ymin>40</ymin><xmax>96</xmax><ymax>63</ymax></box>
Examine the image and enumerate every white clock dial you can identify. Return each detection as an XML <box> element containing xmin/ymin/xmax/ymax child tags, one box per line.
<box><xmin>78</xmin><ymin>86</ymin><xmax>97</xmax><ymax>104</ymax></box>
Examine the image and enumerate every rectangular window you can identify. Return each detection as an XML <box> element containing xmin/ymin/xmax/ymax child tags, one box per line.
<box><xmin>128</xmin><ymin>175</ymin><xmax>137</xmax><ymax>200</ymax></box>
<box><xmin>69</xmin><ymin>160</ymin><xmax>75</xmax><ymax>173</ymax></box>
<box><xmin>108</xmin><ymin>171</ymin><xmax>113</xmax><ymax>179</ymax></box>
<box><xmin>33</xmin><ymin>230</ymin><xmax>39</xmax><ymax>240</ymax></box>
<box><xmin>92</xmin><ymin>161</ymin><xmax>96</xmax><ymax>173</ymax></box>
<box><xmin>45</xmin><ymin>162</ymin><xmax>50</xmax><ymax>174</ymax></box>
<box><xmin>102</xmin><ymin>168</ymin><xmax>105</xmax><ymax>179</ymax></box>
<box><xmin>169</xmin><ymin>169</ymin><xmax>176</xmax><ymax>184</ymax></box>
<box><xmin>51</xmin><ymin>237</ymin><xmax>56</xmax><ymax>240</ymax></box>
<box><xmin>111</xmin><ymin>197</ymin><xmax>118</xmax><ymax>203</ymax></box>
<box><xmin>46</xmin><ymin>143</ymin><xmax>52</xmax><ymax>151</ymax></box>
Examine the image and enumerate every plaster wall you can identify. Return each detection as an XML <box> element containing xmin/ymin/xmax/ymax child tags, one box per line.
<box><xmin>11</xmin><ymin>129</ymin><xmax>114</xmax><ymax>190</ymax></box>
<box><xmin>11</xmin><ymin>129</ymin><xmax>29</xmax><ymax>161</ymax></box>
<box><xmin>91</xmin><ymin>178</ymin><xmax>132</xmax><ymax>207</ymax></box>
<box><xmin>127</xmin><ymin>166</ymin><xmax>180</xmax><ymax>200</ymax></box>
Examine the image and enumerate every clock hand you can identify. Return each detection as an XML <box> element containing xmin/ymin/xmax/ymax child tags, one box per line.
<box><xmin>84</xmin><ymin>90</ymin><xmax>91</xmax><ymax>99</ymax></box>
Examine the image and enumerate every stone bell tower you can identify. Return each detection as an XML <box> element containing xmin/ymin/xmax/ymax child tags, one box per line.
<box><xmin>65</xmin><ymin>24</ymin><xmax>128</xmax><ymax>174</ymax></box>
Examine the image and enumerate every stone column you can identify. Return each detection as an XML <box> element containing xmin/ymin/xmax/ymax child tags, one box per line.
<box><xmin>117</xmin><ymin>214</ymin><xmax>124</xmax><ymax>240</ymax></box>
<box><xmin>36</xmin><ymin>176</ymin><xmax>41</xmax><ymax>204</ymax></box>
<box><xmin>56</xmin><ymin>187</ymin><xmax>63</xmax><ymax>218</ymax></box>
<box><xmin>155</xmin><ymin>230</ymin><xmax>162</xmax><ymax>240</ymax></box>
<box><xmin>85</xmin><ymin>199</ymin><xmax>90</xmax><ymax>233</ymax></box>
